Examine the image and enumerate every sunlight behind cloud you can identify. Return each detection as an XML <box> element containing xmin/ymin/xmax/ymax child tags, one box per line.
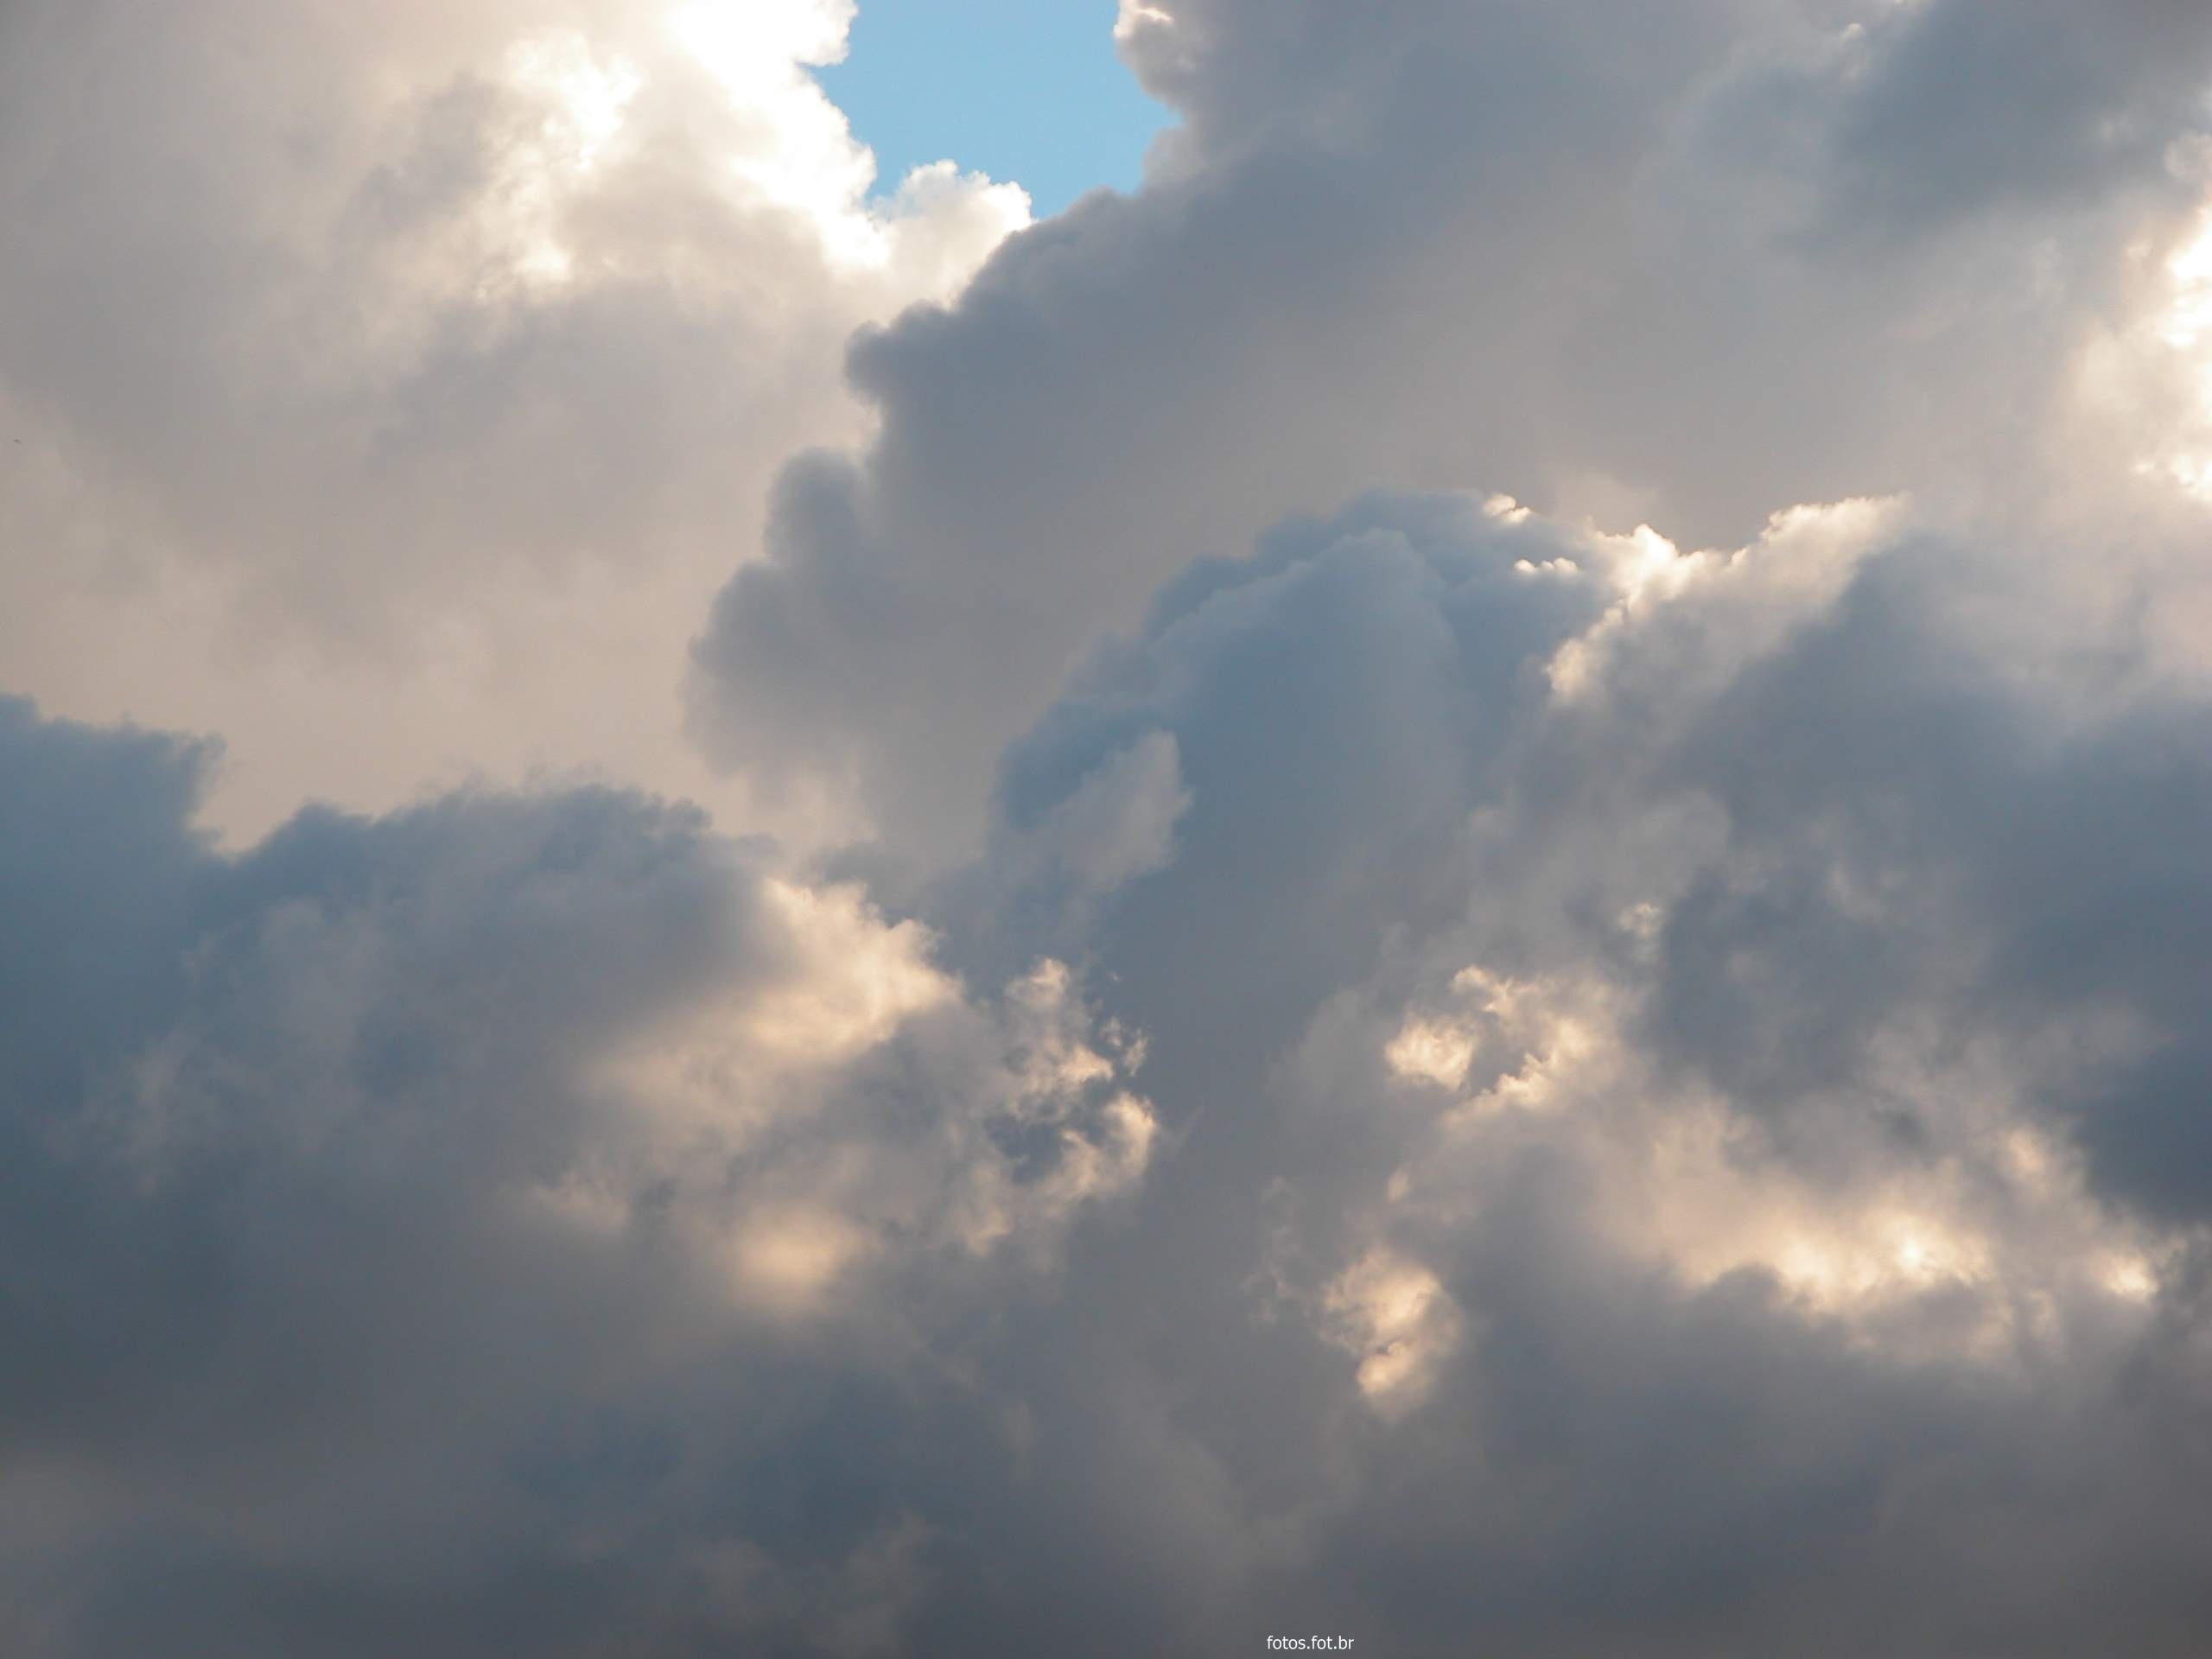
<box><xmin>2132</xmin><ymin>188</ymin><xmax>2212</xmax><ymax>500</ymax></box>
<box><xmin>671</xmin><ymin>0</ymin><xmax>1029</xmax><ymax>270</ymax></box>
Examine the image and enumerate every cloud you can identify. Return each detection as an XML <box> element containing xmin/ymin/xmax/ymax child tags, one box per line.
<box><xmin>895</xmin><ymin>481</ymin><xmax>2212</xmax><ymax>1653</ymax></box>
<box><xmin>10</xmin><ymin>0</ymin><xmax>2212</xmax><ymax>1653</ymax></box>
<box><xmin>0</xmin><ymin>696</ymin><xmax>1153</xmax><ymax>1655</ymax></box>
<box><xmin>690</xmin><ymin>0</ymin><xmax>2212</xmax><ymax>856</ymax></box>
<box><xmin>16</xmin><ymin>448</ymin><xmax>2212</xmax><ymax>1655</ymax></box>
<box><xmin>0</xmin><ymin>0</ymin><xmax>1026</xmax><ymax>839</ymax></box>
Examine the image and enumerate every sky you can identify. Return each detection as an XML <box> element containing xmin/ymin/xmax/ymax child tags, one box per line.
<box><xmin>6</xmin><ymin>1</ymin><xmax>2212</xmax><ymax>1655</ymax></box>
<box><xmin>819</xmin><ymin>0</ymin><xmax>1166</xmax><ymax>213</ymax></box>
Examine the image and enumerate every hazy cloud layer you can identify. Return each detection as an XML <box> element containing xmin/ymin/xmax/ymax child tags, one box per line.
<box><xmin>8</xmin><ymin>0</ymin><xmax>2212</xmax><ymax>1654</ymax></box>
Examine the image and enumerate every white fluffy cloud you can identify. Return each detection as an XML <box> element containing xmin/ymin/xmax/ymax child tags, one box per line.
<box><xmin>0</xmin><ymin>0</ymin><xmax>1024</xmax><ymax>841</ymax></box>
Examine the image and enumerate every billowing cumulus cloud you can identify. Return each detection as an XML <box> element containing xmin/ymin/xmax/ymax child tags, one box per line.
<box><xmin>0</xmin><ymin>0</ymin><xmax>1024</xmax><ymax>839</ymax></box>
<box><xmin>0</xmin><ymin>696</ymin><xmax>1154</xmax><ymax>1655</ymax></box>
<box><xmin>903</xmin><ymin>483</ymin><xmax>2212</xmax><ymax>1653</ymax></box>
<box><xmin>9</xmin><ymin>0</ymin><xmax>2212</xmax><ymax>1654</ymax></box>
<box><xmin>692</xmin><ymin>0</ymin><xmax>2212</xmax><ymax>854</ymax></box>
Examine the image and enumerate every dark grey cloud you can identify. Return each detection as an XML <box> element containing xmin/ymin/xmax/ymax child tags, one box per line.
<box><xmin>0</xmin><ymin>696</ymin><xmax>1155</xmax><ymax>1656</ymax></box>
<box><xmin>14</xmin><ymin>476</ymin><xmax>2212</xmax><ymax>1654</ymax></box>
<box><xmin>889</xmin><ymin>486</ymin><xmax>2212</xmax><ymax>1656</ymax></box>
